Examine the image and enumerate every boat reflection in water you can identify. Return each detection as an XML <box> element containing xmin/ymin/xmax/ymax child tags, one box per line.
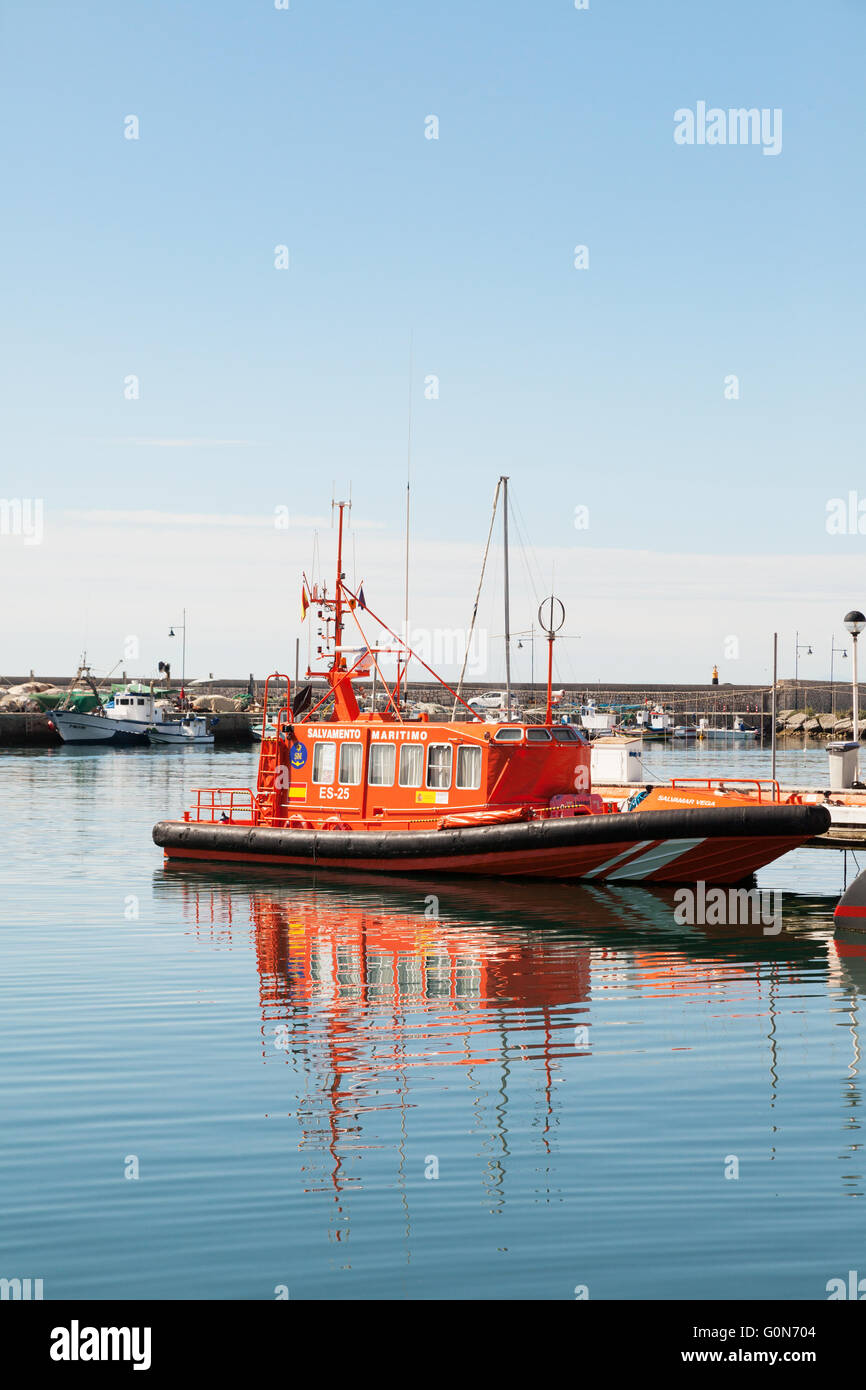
<box><xmin>830</xmin><ymin>929</ymin><xmax>866</xmax><ymax>1090</ymax></box>
<box><xmin>155</xmin><ymin>867</ymin><xmax>858</xmax><ymax>1219</ymax></box>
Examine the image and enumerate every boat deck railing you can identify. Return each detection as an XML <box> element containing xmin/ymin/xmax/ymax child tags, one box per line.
<box><xmin>668</xmin><ymin>777</ymin><xmax>782</xmax><ymax>803</ymax></box>
<box><xmin>185</xmin><ymin>788</ymin><xmax>258</xmax><ymax>824</ymax></box>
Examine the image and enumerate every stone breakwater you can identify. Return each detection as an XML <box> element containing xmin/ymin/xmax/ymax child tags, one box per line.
<box><xmin>774</xmin><ymin>710</ymin><xmax>858</xmax><ymax>740</ymax></box>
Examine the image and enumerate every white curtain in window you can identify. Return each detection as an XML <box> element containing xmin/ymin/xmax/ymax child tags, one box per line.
<box><xmin>456</xmin><ymin>745</ymin><xmax>481</xmax><ymax>790</ymax></box>
<box><xmin>339</xmin><ymin>743</ymin><xmax>362</xmax><ymax>785</ymax></box>
<box><xmin>368</xmin><ymin>743</ymin><xmax>396</xmax><ymax>786</ymax></box>
<box><xmin>312</xmin><ymin>742</ymin><xmax>336</xmax><ymax>783</ymax></box>
<box><xmin>399</xmin><ymin>744</ymin><xmax>424</xmax><ymax>787</ymax></box>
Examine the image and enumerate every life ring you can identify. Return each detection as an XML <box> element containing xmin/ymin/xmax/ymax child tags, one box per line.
<box><xmin>321</xmin><ymin>817</ymin><xmax>351</xmax><ymax>831</ymax></box>
<box><xmin>286</xmin><ymin>815</ymin><xmax>312</xmax><ymax>830</ymax></box>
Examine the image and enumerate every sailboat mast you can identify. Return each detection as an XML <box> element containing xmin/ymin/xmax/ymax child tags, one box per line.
<box><xmin>502</xmin><ymin>475</ymin><xmax>511</xmax><ymax>716</ymax></box>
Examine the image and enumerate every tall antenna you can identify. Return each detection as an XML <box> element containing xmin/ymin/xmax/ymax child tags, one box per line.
<box><xmin>308</xmin><ymin>529</ymin><xmax>319</xmax><ymax>675</ymax></box>
<box><xmin>502</xmin><ymin>475</ymin><xmax>511</xmax><ymax>716</ymax></box>
<box><xmin>402</xmin><ymin>331</ymin><xmax>414</xmax><ymax>706</ymax></box>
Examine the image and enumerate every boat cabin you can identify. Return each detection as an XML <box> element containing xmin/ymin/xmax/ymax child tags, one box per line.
<box><xmin>107</xmin><ymin>690</ymin><xmax>159</xmax><ymax>723</ymax></box>
<box><xmin>252</xmin><ymin>715</ymin><xmax>593</xmax><ymax>830</ymax></box>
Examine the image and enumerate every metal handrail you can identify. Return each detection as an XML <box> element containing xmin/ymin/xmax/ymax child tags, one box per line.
<box><xmin>668</xmin><ymin>777</ymin><xmax>781</xmax><ymax>804</ymax></box>
<box><xmin>188</xmin><ymin>787</ymin><xmax>257</xmax><ymax>824</ymax></box>
<box><xmin>261</xmin><ymin>673</ymin><xmax>290</xmax><ymax>741</ymax></box>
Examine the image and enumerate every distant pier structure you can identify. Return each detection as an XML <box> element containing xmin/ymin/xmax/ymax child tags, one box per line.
<box><xmin>0</xmin><ymin>674</ymin><xmax>853</xmax><ymax>745</ymax></box>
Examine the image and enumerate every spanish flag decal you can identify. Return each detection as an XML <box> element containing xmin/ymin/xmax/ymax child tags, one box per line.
<box><xmin>288</xmin><ymin>784</ymin><xmax>308</xmax><ymax>802</ymax></box>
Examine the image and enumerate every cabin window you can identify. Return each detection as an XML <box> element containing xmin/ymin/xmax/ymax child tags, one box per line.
<box><xmin>338</xmin><ymin>743</ymin><xmax>362</xmax><ymax>785</ymax></box>
<box><xmin>368</xmin><ymin>743</ymin><xmax>396</xmax><ymax>786</ymax></box>
<box><xmin>399</xmin><ymin>743</ymin><xmax>424</xmax><ymax>787</ymax></box>
<box><xmin>137</xmin><ymin>699</ymin><xmax>145</xmax><ymax>706</ymax></box>
<box><xmin>493</xmin><ymin>727</ymin><xmax>522</xmax><ymax>742</ymax></box>
<box><xmin>526</xmin><ymin>728</ymin><xmax>552</xmax><ymax>742</ymax></box>
<box><xmin>456</xmin><ymin>745</ymin><xmax>482</xmax><ymax>790</ymax></box>
<box><xmin>426</xmin><ymin>743</ymin><xmax>453</xmax><ymax>789</ymax></box>
<box><xmin>552</xmin><ymin>726</ymin><xmax>578</xmax><ymax>742</ymax></box>
<box><xmin>312</xmin><ymin>741</ymin><xmax>337</xmax><ymax>783</ymax></box>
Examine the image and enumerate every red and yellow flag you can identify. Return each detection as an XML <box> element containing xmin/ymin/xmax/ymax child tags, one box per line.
<box><xmin>301</xmin><ymin>585</ymin><xmax>309</xmax><ymax>620</ymax></box>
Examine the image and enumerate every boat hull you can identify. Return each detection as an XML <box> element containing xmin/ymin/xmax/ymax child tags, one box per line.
<box><xmin>699</xmin><ymin>731</ymin><xmax>759</xmax><ymax>741</ymax></box>
<box><xmin>148</xmin><ymin>730</ymin><xmax>214</xmax><ymax>746</ymax></box>
<box><xmin>834</xmin><ymin>865</ymin><xmax>866</xmax><ymax>927</ymax></box>
<box><xmin>153</xmin><ymin>803</ymin><xmax>830</xmax><ymax>885</ymax></box>
<box><xmin>49</xmin><ymin>710</ymin><xmax>150</xmax><ymax>744</ymax></box>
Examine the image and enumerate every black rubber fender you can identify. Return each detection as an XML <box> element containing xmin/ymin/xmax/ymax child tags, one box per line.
<box><xmin>153</xmin><ymin>802</ymin><xmax>830</xmax><ymax>863</ymax></box>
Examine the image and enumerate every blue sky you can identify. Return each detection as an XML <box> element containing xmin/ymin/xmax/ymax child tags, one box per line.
<box><xmin>2</xmin><ymin>0</ymin><xmax>865</xmax><ymax>681</ymax></box>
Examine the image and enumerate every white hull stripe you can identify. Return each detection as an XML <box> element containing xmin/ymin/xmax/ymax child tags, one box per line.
<box><xmin>583</xmin><ymin>840</ymin><xmax>655</xmax><ymax>878</ymax></box>
<box><xmin>605</xmin><ymin>838</ymin><xmax>706</xmax><ymax>881</ymax></box>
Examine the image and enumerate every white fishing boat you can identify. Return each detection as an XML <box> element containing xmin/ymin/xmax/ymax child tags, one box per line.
<box><xmin>698</xmin><ymin>716</ymin><xmax>758</xmax><ymax>742</ymax></box>
<box><xmin>148</xmin><ymin>714</ymin><xmax>214</xmax><ymax>747</ymax></box>
<box><xmin>635</xmin><ymin>705</ymin><xmax>674</xmax><ymax>739</ymax></box>
<box><xmin>579</xmin><ymin>700</ymin><xmax>618</xmax><ymax>734</ymax></box>
<box><xmin>48</xmin><ymin>669</ymin><xmax>162</xmax><ymax>745</ymax></box>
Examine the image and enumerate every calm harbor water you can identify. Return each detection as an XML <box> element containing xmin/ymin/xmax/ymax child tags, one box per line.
<box><xmin>2</xmin><ymin>741</ymin><xmax>865</xmax><ymax>1300</ymax></box>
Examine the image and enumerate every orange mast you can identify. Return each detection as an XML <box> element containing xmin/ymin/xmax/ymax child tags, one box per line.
<box><xmin>308</xmin><ymin>499</ymin><xmax>360</xmax><ymax>722</ymax></box>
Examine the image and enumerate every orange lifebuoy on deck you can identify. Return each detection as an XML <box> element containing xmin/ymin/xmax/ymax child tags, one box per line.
<box><xmin>321</xmin><ymin>817</ymin><xmax>351</xmax><ymax>831</ymax></box>
<box><xmin>287</xmin><ymin>815</ymin><xmax>312</xmax><ymax>830</ymax></box>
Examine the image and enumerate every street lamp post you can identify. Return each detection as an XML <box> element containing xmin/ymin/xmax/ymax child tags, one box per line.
<box><xmin>169</xmin><ymin>609</ymin><xmax>187</xmax><ymax>700</ymax></box>
<box><xmin>795</xmin><ymin>633</ymin><xmax>811</xmax><ymax>686</ymax></box>
<box><xmin>771</xmin><ymin>632</ymin><xmax>778</xmax><ymax>783</ymax></box>
<box><xmin>830</xmin><ymin>634</ymin><xmax>848</xmax><ymax>719</ymax></box>
<box><xmin>844</xmin><ymin>611</ymin><xmax>866</xmax><ymax>742</ymax></box>
<box><xmin>513</xmin><ymin>626</ymin><xmax>537</xmax><ymax>705</ymax></box>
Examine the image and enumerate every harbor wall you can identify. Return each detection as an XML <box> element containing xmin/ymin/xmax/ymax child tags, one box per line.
<box><xmin>1</xmin><ymin>676</ymin><xmax>848</xmax><ymax>714</ymax></box>
<box><xmin>0</xmin><ymin>676</ymin><xmax>852</xmax><ymax>748</ymax></box>
<box><xmin>0</xmin><ymin>712</ymin><xmax>255</xmax><ymax>746</ymax></box>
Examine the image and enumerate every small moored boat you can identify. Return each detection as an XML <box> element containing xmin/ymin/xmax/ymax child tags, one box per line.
<box><xmin>49</xmin><ymin>667</ymin><xmax>158</xmax><ymax>744</ymax></box>
<box><xmin>698</xmin><ymin>716</ymin><xmax>758</xmax><ymax>742</ymax></box>
<box><xmin>148</xmin><ymin>715</ymin><xmax>215</xmax><ymax>746</ymax></box>
<box><xmin>579</xmin><ymin>700</ymin><xmax>618</xmax><ymax>735</ymax></box>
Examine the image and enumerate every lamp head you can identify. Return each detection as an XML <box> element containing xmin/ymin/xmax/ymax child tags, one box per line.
<box><xmin>844</xmin><ymin>611</ymin><xmax>866</xmax><ymax>637</ymax></box>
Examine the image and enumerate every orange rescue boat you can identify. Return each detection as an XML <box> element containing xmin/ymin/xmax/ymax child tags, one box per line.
<box><xmin>153</xmin><ymin>500</ymin><xmax>828</xmax><ymax>884</ymax></box>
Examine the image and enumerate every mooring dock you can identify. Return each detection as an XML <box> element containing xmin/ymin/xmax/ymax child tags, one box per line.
<box><xmin>594</xmin><ymin>782</ymin><xmax>866</xmax><ymax>849</ymax></box>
